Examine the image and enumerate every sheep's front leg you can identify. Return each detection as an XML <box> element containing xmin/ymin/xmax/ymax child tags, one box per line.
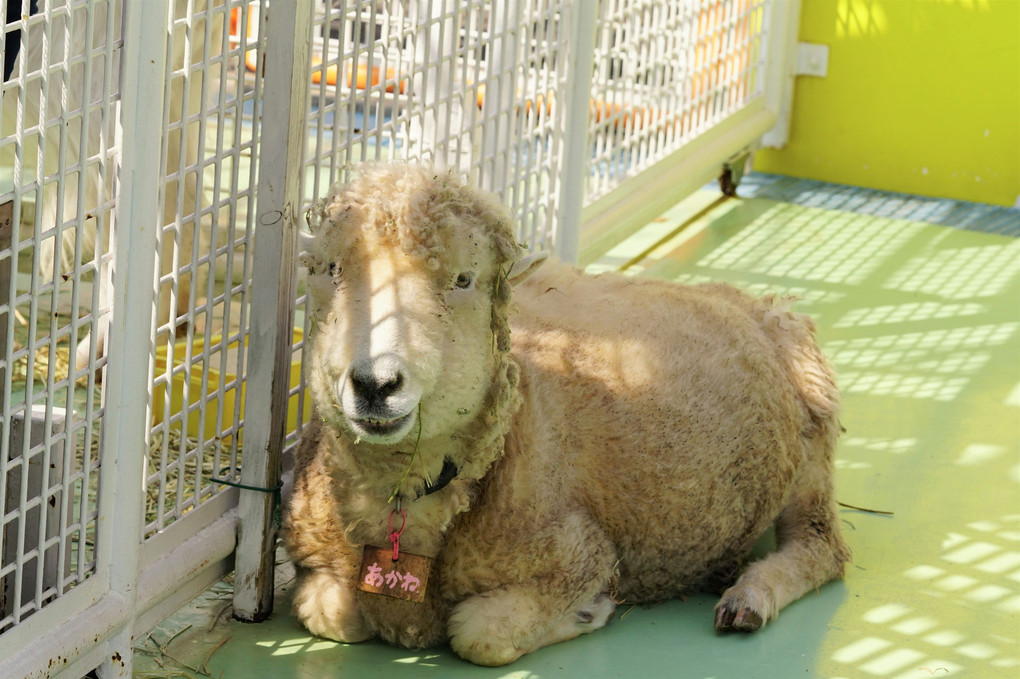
<box><xmin>292</xmin><ymin>565</ymin><xmax>373</xmax><ymax>643</ymax></box>
<box><xmin>284</xmin><ymin>424</ymin><xmax>374</xmax><ymax>643</ymax></box>
<box><xmin>447</xmin><ymin>512</ymin><xmax>617</xmax><ymax>666</ymax></box>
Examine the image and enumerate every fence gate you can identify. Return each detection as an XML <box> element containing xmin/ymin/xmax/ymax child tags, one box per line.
<box><xmin>0</xmin><ymin>1</ymin><xmax>800</xmax><ymax>676</ymax></box>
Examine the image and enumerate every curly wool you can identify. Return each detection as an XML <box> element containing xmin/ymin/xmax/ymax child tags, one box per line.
<box><xmin>306</xmin><ymin>163</ymin><xmax>521</xmax><ymax>275</ymax></box>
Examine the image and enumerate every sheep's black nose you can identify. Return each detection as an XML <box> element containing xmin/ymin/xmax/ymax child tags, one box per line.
<box><xmin>349</xmin><ymin>356</ymin><xmax>405</xmax><ymax>407</ymax></box>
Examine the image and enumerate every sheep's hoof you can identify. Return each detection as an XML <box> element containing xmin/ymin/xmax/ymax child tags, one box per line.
<box><xmin>714</xmin><ymin>605</ymin><xmax>763</xmax><ymax>632</ymax></box>
<box><xmin>576</xmin><ymin>594</ymin><xmax>616</xmax><ymax>628</ymax></box>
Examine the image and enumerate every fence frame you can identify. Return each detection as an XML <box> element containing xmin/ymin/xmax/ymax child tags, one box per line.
<box><xmin>0</xmin><ymin>2</ymin><xmax>242</xmax><ymax>677</ymax></box>
<box><xmin>233</xmin><ymin>0</ymin><xmax>312</xmax><ymax>623</ymax></box>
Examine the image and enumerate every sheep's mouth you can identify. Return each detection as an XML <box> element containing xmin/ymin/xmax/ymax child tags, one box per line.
<box><xmin>349</xmin><ymin>411</ymin><xmax>415</xmax><ymax>441</ymax></box>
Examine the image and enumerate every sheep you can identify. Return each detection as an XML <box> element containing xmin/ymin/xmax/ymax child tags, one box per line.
<box><xmin>284</xmin><ymin>162</ymin><xmax>851</xmax><ymax>666</ymax></box>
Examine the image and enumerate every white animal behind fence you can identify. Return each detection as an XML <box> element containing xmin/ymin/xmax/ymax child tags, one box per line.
<box><xmin>1</xmin><ymin>0</ymin><xmax>221</xmax><ymax>370</ymax></box>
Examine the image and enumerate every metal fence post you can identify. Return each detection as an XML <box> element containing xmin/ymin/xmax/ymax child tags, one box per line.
<box><xmin>233</xmin><ymin>0</ymin><xmax>312</xmax><ymax>622</ymax></box>
<box><xmin>554</xmin><ymin>1</ymin><xmax>597</xmax><ymax>264</ymax></box>
<box><xmin>760</xmin><ymin>0</ymin><xmax>804</xmax><ymax>149</ymax></box>
<box><xmin>96</xmin><ymin>1</ymin><xmax>170</xmax><ymax>674</ymax></box>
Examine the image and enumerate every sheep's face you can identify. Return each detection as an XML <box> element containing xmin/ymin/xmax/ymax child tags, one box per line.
<box><xmin>304</xmin><ymin>178</ymin><xmax>512</xmax><ymax>449</ymax></box>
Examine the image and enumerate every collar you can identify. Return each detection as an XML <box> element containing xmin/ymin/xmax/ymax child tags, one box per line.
<box><xmin>417</xmin><ymin>458</ymin><xmax>458</xmax><ymax>499</ymax></box>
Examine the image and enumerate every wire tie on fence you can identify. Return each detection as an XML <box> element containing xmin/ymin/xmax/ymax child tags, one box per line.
<box><xmin>210</xmin><ymin>472</ymin><xmax>284</xmax><ymax>527</ymax></box>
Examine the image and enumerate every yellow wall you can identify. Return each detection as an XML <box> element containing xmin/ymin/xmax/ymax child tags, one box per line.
<box><xmin>754</xmin><ymin>0</ymin><xmax>1020</xmax><ymax>207</ymax></box>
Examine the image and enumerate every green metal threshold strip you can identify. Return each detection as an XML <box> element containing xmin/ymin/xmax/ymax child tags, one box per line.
<box><xmin>618</xmin><ymin>194</ymin><xmax>732</xmax><ymax>272</ymax></box>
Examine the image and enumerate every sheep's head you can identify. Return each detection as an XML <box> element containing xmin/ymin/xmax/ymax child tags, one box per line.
<box><xmin>302</xmin><ymin>163</ymin><xmax>543</xmax><ymax>455</ymax></box>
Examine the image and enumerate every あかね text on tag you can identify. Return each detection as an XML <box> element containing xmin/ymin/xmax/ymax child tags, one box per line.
<box><xmin>357</xmin><ymin>545</ymin><xmax>431</xmax><ymax>603</ymax></box>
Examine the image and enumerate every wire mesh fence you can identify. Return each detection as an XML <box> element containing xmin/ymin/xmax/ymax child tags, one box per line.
<box><xmin>1</xmin><ymin>0</ymin><xmax>267</xmax><ymax>651</ymax></box>
<box><xmin>1</xmin><ymin>0</ymin><xmax>120</xmax><ymax>634</ymax></box>
<box><xmin>144</xmin><ymin>0</ymin><xmax>264</xmax><ymax>540</ymax></box>
<box><xmin>298</xmin><ymin>0</ymin><xmax>576</xmax><ymax>253</ymax></box>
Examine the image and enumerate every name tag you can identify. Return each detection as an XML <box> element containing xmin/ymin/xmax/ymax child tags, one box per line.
<box><xmin>356</xmin><ymin>545</ymin><xmax>432</xmax><ymax>603</ymax></box>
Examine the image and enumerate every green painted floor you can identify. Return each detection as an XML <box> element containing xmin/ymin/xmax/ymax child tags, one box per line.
<box><xmin>135</xmin><ymin>185</ymin><xmax>1020</xmax><ymax>679</ymax></box>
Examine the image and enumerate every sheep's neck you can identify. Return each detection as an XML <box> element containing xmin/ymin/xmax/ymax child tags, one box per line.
<box><xmin>339</xmin><ymin>355</ymin><xmax>521</xmax><ymax>551</ymax></box>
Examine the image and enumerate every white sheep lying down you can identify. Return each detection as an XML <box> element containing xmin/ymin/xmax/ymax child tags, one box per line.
<box><xmin>284</xmin><ymin>162</ymin><xmax>851</xmax><ymax>666</ymax></box>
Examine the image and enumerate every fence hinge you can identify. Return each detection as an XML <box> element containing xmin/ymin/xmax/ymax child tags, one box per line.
<box><xmin>719</xmin><ymin>150</ymin><xmax>752</xmax><ymax>198</ymax></box>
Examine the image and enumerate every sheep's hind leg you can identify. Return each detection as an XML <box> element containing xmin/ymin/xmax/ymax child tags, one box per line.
<box><xmin>715</xmin><ymin>457</ymin><xmax>851</xmax><ymax>632</ymax></box>
<box><xmin>448</xmin><ymin>513</ymin><xmax>617</xmax><ymax>666</ymax></box>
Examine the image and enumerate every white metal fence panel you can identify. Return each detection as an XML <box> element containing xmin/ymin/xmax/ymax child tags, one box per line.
<box><xmin>0</xmin><ymin>0</ymin><xmax>799</xmax><ymax>675</ymax></box>
<box><xmin>1</xmin><ymin>1</ymin><xmax>266</xmax><ymax>677</ymax></box>
<box><xmin>140</xmin><ymin>0</ymin><xmax>268</xmax><ymax>648</ymax></box>
<box><xmin>298</xmin><ymin>0</ymin><xmax>583</xmax><ymax>255</ymax></box>
<box><xmin>1</xmin><ymin>0</ymin><xmax>119</xmax><ymax>636</ymax></box>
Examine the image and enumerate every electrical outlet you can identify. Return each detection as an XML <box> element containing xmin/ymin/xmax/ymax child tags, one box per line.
<box><xmin>796</xmin><ymin>42</ymin><xmax>829</xmax><ymax>78</ymax></box>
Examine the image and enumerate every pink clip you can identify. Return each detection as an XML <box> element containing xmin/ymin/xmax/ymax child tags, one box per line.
<box><xmin>388</xmin><ymin>508</ymin><xmax>406</xmax><ymax>562</ymax></box>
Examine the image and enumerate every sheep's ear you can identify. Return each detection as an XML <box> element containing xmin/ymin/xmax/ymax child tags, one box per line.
<box><xmin>506</xmin><ymin>250</ymin><xmax>549</xmax><ymax>286</ymax></box>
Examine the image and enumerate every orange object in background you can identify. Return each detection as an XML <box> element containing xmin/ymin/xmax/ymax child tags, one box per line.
<box><xmin>591</xmin><ymin>99</ymin><xmax>651</xmax><ymax>129</ymax></box>
<box><xmin>231</xmin><ymin>2</ymin><xmax>405</xmax><ymax>92</ymax></box>
<box><xmin>228</xmin><ymin>1</ymin><xmax>752</xmax><ymax>134</ymax></box>
<box><xmin>310</xmin><ymin>58</ymin><xmax>406</xmax><ymax>93</ymax></box>
<box><xmin>229</xmin><ymin>5</ymin><xmax>260</xmax><ymax>73</ymax></box>
<box><xmin>473</xmin><ymin>82</ymin><xmax>555</xmax><ymax>117</ymax></box>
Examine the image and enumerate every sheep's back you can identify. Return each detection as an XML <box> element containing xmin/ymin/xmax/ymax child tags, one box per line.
<box><xmin>507</xmin><ymin>262</ymin><xmax>824</xmax><ymax>599</ymax></box>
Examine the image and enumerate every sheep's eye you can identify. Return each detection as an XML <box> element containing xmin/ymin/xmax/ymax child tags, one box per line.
<box><xmin>328</xmin><ymin>262</ymin><xmax>343</xmax><ymax>283</ymax></box>
<box><xmin>454</xmin><ymin>272</ymin><xmax>474</xmax><ymax>289</ymax></box>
